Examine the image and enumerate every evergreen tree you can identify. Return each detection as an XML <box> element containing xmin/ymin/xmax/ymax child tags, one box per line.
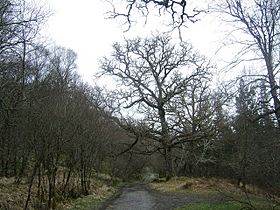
<box><xmin>233</xmin><ymin>78</ymin><xmax>259</xmax><ymax>186</ymax></box>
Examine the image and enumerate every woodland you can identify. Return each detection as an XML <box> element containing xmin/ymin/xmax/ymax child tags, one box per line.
<box><xmin>0</xmin><ymin>0</ymin><xmax>280</xmax><ymax>209</ymax></box>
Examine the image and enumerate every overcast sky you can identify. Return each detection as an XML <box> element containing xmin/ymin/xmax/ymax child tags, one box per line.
<box><xmin>42</xmin><ymin>0</ymin><xmax>121</xmax><ymax>84</ymax></box>
<box><xmin>41</xmin><ymin>0</ymin><xmax>237</xmax><ymax>85</ymax></box>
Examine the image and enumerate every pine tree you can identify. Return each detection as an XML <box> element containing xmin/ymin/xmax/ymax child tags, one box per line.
<box><xmin>234</xmin><ymin>78</ymin><xmax>259</xmax><ymax>187</ymax></box>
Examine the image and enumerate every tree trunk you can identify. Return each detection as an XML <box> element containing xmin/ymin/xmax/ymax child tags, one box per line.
<box><xmin>63</xmin><ymin>166</ymin><xmax>73</xmax><ymax>195</ymax></box>
<box><xmin>24</xmin><ymin>162</ymin><xmax>38</xmax><ymax>210</ymax></box>
<box><xmin>268</xmin><ymin>83</ymin><xmax>280</xmax><ymax>127</ymax></box>
<box><xmin>158</xmin><ymin>106</ymin><xmax>175</xmax><ymax>180</ymax></box>
<box><xmin>164</xmin><ymin>147</ymin><xmax>174</xmax><ymax>180</ymax></box>
<box><xmin>264</xmin><ymin>52</ymin><xmax>280</xmax><ymax>128</ymax></box>
<box><xmin>16</xmin><ymin>155</ymin><xmax>28</xmax><ymax>183</ymax></box>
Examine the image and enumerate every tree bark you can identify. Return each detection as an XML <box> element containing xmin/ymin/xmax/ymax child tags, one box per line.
<box><xmin>164</xmin><ymin>147</ymin><xmax>174</xmax><ymax>180</ymax></box>
<box><xmin>266</xmin><ymin>62</ymin><xmax>280</xmax><ymax>128</ymax></box>
<box><xmin>158</xmin><ymin>106</ymin><xmax>175</xmax><ymax>180</ymax></box>
<box><xmin>24</xmin><ymin>162</ymin><xmax>38</xmax><ymax>210</ymax></box>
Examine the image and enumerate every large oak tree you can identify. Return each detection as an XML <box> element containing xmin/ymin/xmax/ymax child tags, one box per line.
<box><xmin>99</xmin><ymin>35</ymin><xmax>212</xmax><ymax>179</ymax></box>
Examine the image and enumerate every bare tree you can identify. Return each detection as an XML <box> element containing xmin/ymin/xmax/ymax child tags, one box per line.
<box><xmin>172</xmin><ymin>76</ymin><xmax>219</xmax><ymax>175</ymax></box>
<box><xmin>106</xmin><ymin>0</ymin><xmax>206</xmax><ymax>31</ymax></box>
<box><xmin>0</xmin><ymin>0</ymin><xmax>49</xmax><ymax>181</ymax></box>
<box><xmin>0</xmin><ymin>0</ymin><xmax>48</xmax><ymax>58</ymax></box>
<box><xmin>99</xmin><ymin>34</ymin><xmax>211</xmax><ymax>179</ymax></box>
<box><xmin>217</xmin><ymin>0</ymin><xmax>280</xmax><ymax>128</ymax></box>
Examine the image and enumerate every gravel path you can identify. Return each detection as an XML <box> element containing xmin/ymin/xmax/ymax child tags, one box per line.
<box><xmin>99</xmin><ymin>183</ymin><xmax>224</xmax><ymax>210</ymax></box>
<box><xmin>104</xmin><ymin>185</ymin><xmax>155</xmax><ymax>210</ymax></box>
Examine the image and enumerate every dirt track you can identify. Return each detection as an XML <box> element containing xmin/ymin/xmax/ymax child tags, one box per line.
<box><xmin>98</xmin><ymin>183</ymin><xmax>224</xmax><ymax>210</ymax></box>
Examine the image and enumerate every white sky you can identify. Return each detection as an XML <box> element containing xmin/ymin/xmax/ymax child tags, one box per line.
<box><xmin>41</xmin><ymin>0</ymin><xmax>241</xmax><ymax>85</ymax></box>
<box><xmin>43</xmin><ymin>0</ymin><xmax>123</xmax><ymax>84</ymax></box>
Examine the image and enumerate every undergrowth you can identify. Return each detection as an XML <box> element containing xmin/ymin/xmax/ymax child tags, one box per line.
<box><xmin>0</xmin><ymin>173</ymin><xmax>123</xmax><ymax>210</ymax></box>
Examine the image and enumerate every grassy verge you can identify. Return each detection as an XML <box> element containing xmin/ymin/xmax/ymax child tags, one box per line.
<box><xmin>176</xmin><ymin>202</ymin><xmax>242</xmax><ymax>210</ymax></box>
<box><xmin>58</xmin><ymin>191</ymin><xmax>118</xmax><ymax>210</ymax></box>
<box><xmin>177</xmin><ymin>199</ymin><xmax>275</xmax><ymax>210</ymax></box>
<box><xmin>58</xmin><ymin>175</ymin><xmax>125</xmax><ymax>210</ymax></box>
<box><xmin>151</xmin><ymin>176</ymin><xmax>276</xmax><ymax>210</ymax></box>
<box><xmin>150</xmin><ymin>176</ymin><xmax>240</xmax><ymax>196</ymax></box>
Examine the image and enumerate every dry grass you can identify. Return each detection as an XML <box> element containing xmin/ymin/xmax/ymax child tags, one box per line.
<box><xmin>0</xmin><ymin>177</ymin><xmax>34</xmax><ymax>210</ymax></box>
<box><xmin>150</xmin><ymin>176</ymin><xmax>256</xmax><ymax>195</ymax></box>
<box><xmin>150</xmin><ymin>177</ymin><xmax>277</xmax><ymax>210</ymax></box>
<box><xmin>0</xmin><ymin>173</ymin><xmax>121</xmax><ymax>210</ymax></box>
<box><xmin>58</xmin><ymin>185</ymin><xmax>116</xmax><ymax>210</ymax></box>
